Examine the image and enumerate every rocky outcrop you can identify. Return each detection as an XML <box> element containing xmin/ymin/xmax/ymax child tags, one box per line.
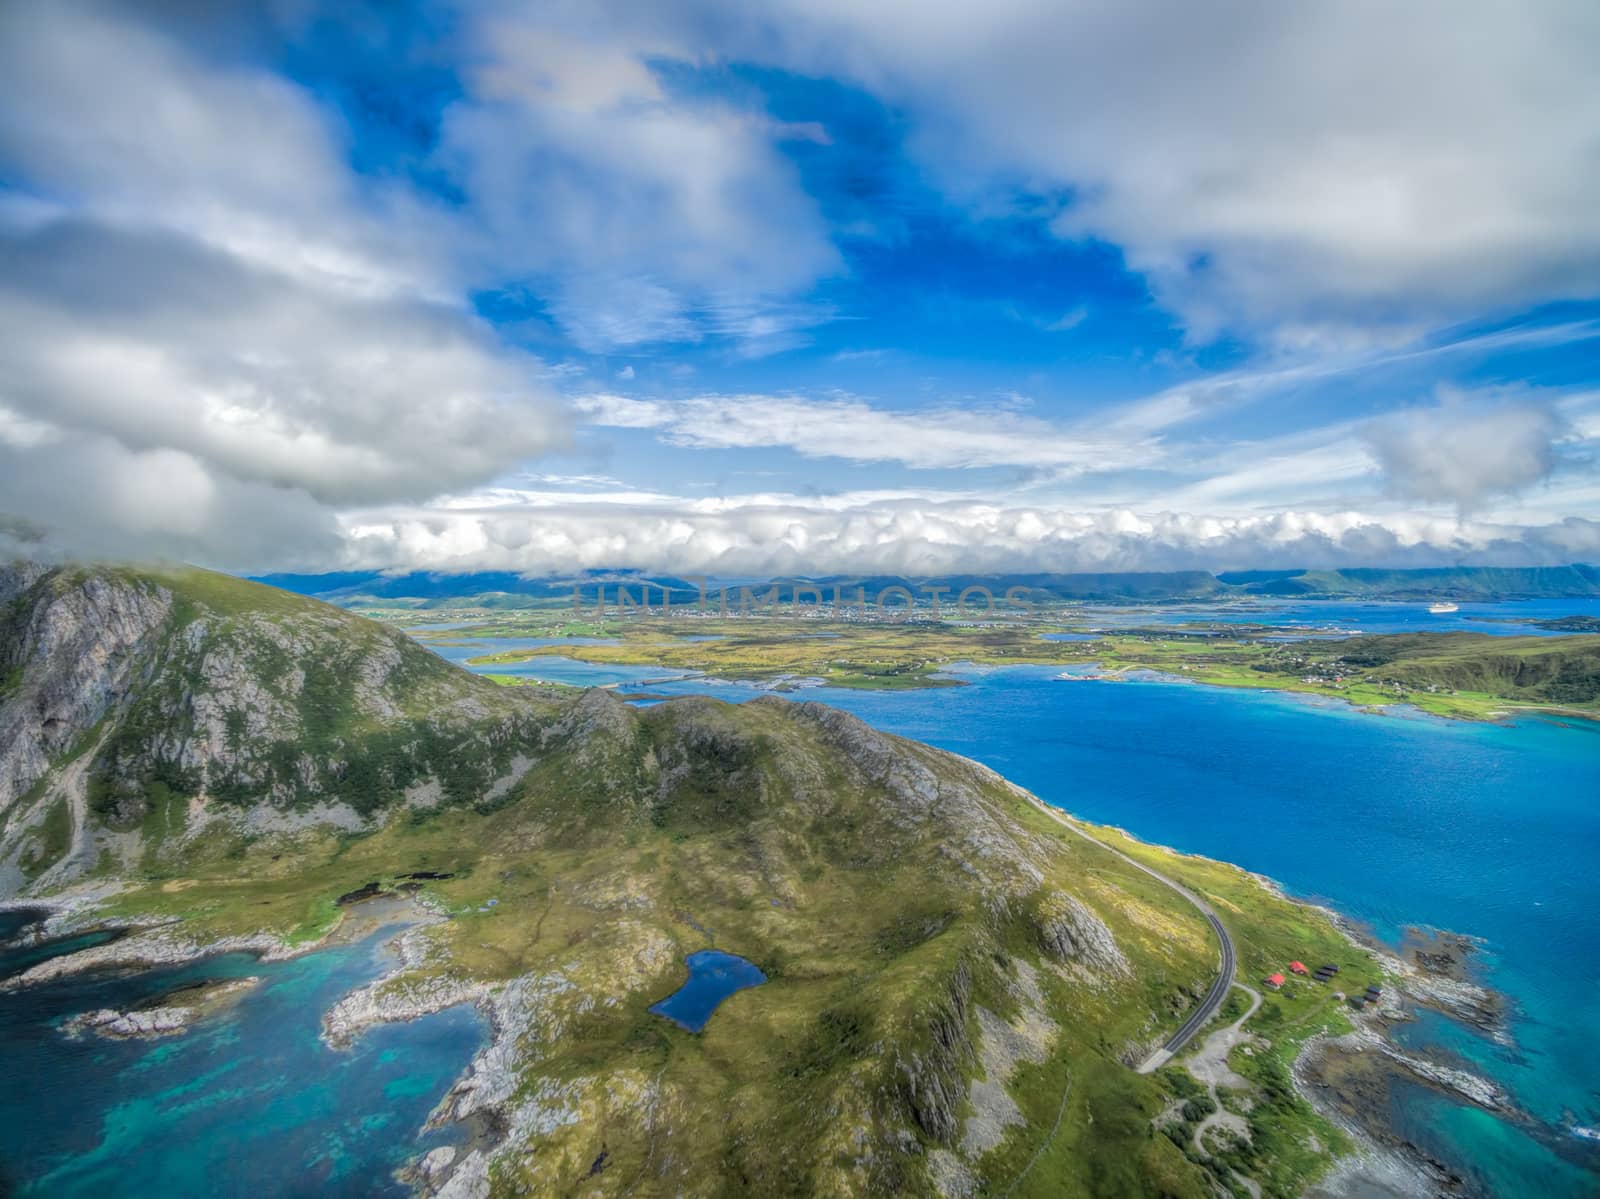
<box><xmin>959</xmin><ymin>961</ymin><xmax>1058</xmax><ymax>1157</ymax></box>
<box><xmin>64</xmin><ymin>1004</ymin><xmax>195</xmax><ymax>1039</ymax></box>
<box><xmin>0</xmin><ymin>563</ymin><xmax>551</xmax><ymax>894</ymax></box>
<box><xmin>60</xmin><ymin>976</ymin><xmax>261</xmax><ymax>1040</ymax></box>
<box><xmin>0</xmin><ymin>565</ymin><xmax>171</xmax><ymax>813</ymax></box>
<box><xmin>1035</xmin><ymin>892</ymin><xmax>1130</xmax><ymax>976</ymax></box>
<box><xmin>896</xmin><ymin>958</ymin><xmax>976</xmax><ymax>1144</ymax></box>
<box><xmin>0</xmin><ymin>923</ymin><xmax>286</xmax><ymax>991</ymax></box>
<box><xmin>323</xmin><ymin>972</ymin><xmax>491</xmax><ymax>1049</ymax></box>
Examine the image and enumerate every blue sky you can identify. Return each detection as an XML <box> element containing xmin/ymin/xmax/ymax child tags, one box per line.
<box><xmin>0</xmin><ymin>1</ymin><xmax>1596</xmax><ymax>575</ymax></box>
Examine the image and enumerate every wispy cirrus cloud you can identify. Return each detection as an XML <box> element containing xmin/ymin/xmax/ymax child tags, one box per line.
<box><xmin>574</xmin><ymin>392</ymin><xmax>1151</xmax><ymax>474</ymax></box>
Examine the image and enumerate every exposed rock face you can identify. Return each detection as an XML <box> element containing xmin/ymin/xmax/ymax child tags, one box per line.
<box><xmin>60</xmin><ymin>976</ymin><xmax>261</xmax><ymax>1039</ymax></box>
<box><xmin>323</xmin><ymin>972</ymin><xmax>491</xmax><ymax>1049</ymax></box>
<box><xmin>1035</xmin><ymin>892</ymin><xmax>1131</xmax><ymax>976</ymax></box>
<box><xmin>959</xmin><ymin>965</ymin><xmax>1057</xmax><ymax>1157</ymax></box>
<box><xmin>0</xmin><ymin>563</ymin><xmax>551</xmax><ymax>896</ymax></box>
<box><xmin>0</xmin><ymin>565</ymin><xmax>172</xmax><ymax>812</ymax></box>
<box><xmin>897</xmin><ymin>958</ymin><xmax>976</xmax><ymax>1145</ymax></box>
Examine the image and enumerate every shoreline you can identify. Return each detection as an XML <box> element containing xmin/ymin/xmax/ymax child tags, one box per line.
<box><xmin>431</xmin><ymin>625</ymin><xmax>1599</xmax><ymax>727</ymax></box>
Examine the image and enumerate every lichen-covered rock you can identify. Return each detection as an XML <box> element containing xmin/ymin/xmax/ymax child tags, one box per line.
<box><xmin>0</xmin><ymin>565</ymin><xmax>172</xmax><ymax>813</ymax></box>
<box><xmin>323</xmin><ymin>971</ymin><xmax>490</xmax><ymax>1049</ymax></box>
<box><xmin>896</xmin><ymin>958</ymin><xmax>975</xmax><ymax>1145</ymax></box>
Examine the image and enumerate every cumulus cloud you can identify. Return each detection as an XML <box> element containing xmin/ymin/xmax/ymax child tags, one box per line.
<box><xmin>337</xmin><ymin>487</ymin><xmax>1600</xmax><ymax>576</ymax></box>
<box><xmin>0</xmin><ymin>222</ymin><xmax>565</xmax><ymax>506</ymax></box>
<box><xmin>435</xmin><ymin>8</ymin><xmax>839</xmax><ymax>351</ymax></box>
<box><xmin>0</xmin><ymin>1</ymin><xmax>448</xmax><ymax>298</ymax></box>
<box><xmin>1363</xmin><ymin>392</ymin><xmax>1569</xmax><ymax>511</ymax></box>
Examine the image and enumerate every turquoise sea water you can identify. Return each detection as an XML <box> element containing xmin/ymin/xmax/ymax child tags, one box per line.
<box><xmin>0</xmin><ymin>921</ymin><xmax>482</xmax><ymax>1197</ymax></box>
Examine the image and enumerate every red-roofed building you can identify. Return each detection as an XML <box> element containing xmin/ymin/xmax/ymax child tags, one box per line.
<box><xmin>1289</xmin><ymin>961</ymin><xmax>1309</xmax><ymax>975</ymax></box>
<box><xmin>1265</xmin><ymin>973</ymin><xmax>1286</xmax><ymax>989</ymax></box>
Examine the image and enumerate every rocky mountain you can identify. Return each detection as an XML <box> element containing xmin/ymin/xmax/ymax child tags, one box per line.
<box><xmin>2</xmin><ymin>564</ymin><xmax>1376</xmax><ymax>1198</ymax></box>
<box><xmin>0</xmin><ymin>563</ymin><xmax>553</xmax><ymax>893</ymax></box>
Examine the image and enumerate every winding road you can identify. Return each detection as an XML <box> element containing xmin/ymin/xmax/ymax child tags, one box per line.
<box><xmin>1022</xmin><ymin>795</ymin><xmax>1237</xmax><ymax>1073</ymax></box>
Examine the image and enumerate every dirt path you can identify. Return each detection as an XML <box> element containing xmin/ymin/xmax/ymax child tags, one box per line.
<box><xmin>1188</xmin><ymin>982</ymin><xmax>1262</xmax><ymax>1155</ymax></box>
<box><xmin>998</xmin><ymin>1078</ymin><xmax>1072</xmax><ymax>1199</ymax></box>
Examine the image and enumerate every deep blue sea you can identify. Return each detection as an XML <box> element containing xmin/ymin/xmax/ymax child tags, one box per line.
<box><xmin>0</xmin><ymin>919</ymin><xmax>482</xmax><ymax>1197</ymax></box>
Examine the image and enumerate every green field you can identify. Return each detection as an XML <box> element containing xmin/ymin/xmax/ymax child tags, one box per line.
<box><xmin>404</xmin><ymin>611</ymin><xmax>1600</xmax><ymax>722</ymax></box>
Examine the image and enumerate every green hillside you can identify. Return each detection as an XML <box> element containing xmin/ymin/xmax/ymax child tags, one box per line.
<box><xmin>1331</xmin><ymin>632</ymin><xmax>1600</xmax><ymax>705</ymax></box>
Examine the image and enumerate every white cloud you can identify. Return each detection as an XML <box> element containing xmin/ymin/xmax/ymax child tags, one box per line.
<box><xmin>577</xmin><ymin>391</ymin><xmax>1151</xmax><ymax>473</ymax></box>
<box><xmin>729</xmin><ymin>0</ymin><xmax>1600</xmax><ymax>342</ymax></box>
<box><xmin>1363</xmin><ymin>390</ymin><xmax>1570</xmax><ymax>511</ymax></box>
<box><xmin>0</xmin><ymin>1</ymin><xmax>449</xmax><ymax>300</ymax></box>
<box><xmin>435</xmin><ymin>8</ymin><xmax>840</xmax><ymax>351</ymax></box>
<box><xmin>335</xmin><ymin>486</ymin><xmax>1600</xmax><ymax>576</ymax></box>
<box><xmin>0</xmin><ymin>3</ymin><xmax>569</xmax><ymax>569</ymax></box>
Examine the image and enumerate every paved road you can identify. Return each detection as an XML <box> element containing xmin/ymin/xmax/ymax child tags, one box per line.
<box><xmin>1022</xmin><ymin>795</ymin><xmax>1237</xmax><ymax>1073</ymax></box>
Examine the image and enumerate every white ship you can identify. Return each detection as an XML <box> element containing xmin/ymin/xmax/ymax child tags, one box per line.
<box><xmin>1428</xmin><ymin>602</ymin><xmax>1460</xmax><ymax>614</ymax></box>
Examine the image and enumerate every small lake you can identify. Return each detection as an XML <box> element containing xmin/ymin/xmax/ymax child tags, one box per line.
<box><xmin>648</xmin><ymin>950</ymin><xmax>766</xmax><ymax>1032</ymax></box>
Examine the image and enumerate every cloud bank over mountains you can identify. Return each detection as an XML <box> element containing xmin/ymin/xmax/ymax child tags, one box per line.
<box><xmin>0</xmin><ymin>1</ymin><xmax>1596</xmax><ymax>574</ymax></box>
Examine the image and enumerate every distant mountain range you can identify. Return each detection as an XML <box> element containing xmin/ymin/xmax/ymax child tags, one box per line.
<box><xmin>253</xmin><ymin>563</ymin><xmax>1600</xmax><ymax>608</ymax></box>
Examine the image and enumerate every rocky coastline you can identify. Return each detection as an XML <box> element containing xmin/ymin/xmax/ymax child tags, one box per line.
<box><xmin>1291</xmin><ymin>919</ymin><xmax>1523</xmax><ymax>1198</ymax></box>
